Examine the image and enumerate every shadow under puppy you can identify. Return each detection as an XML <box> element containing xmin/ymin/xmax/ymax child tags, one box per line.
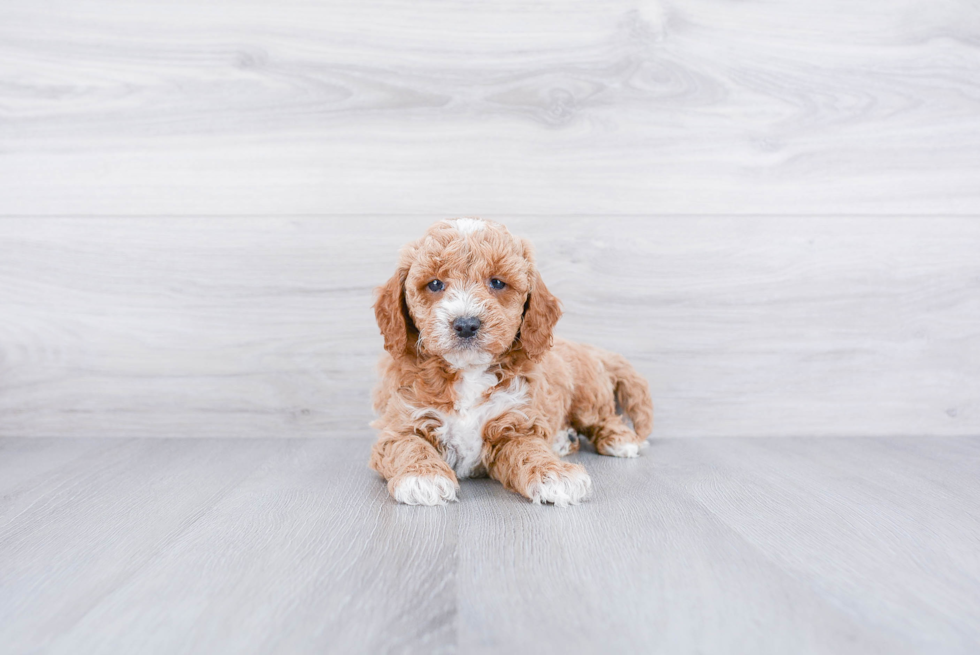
<box><xmin>370</xmin><ymin>218</ymin><xmax>653</xmax><ymax>506</ymax></box>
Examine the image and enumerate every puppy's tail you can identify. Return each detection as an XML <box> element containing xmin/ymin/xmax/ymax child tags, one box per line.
<box><xmin>601</xmin><ymin>350</ymin><xmax>654</xmax><ymax>439</ymax></box>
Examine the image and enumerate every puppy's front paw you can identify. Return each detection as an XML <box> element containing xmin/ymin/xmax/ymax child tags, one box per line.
<box><xmin>390</xmin><ymin>475</ymin><xmax>458</xmax><ymax>506</ymax></box>
<box><xmin>527</xmin><ymin>463</ymin><xmax>592</xmax><ymax>507</ymax></box>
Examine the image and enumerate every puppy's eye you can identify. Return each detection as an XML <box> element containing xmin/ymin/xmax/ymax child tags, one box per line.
<box><xmin>427</xmin><ymin>279</ymin><xmax>445</xmax><ymax>292</ymax></box>
<box><xmin>489</xmin><ymin>278</ymin><xmax>506</xmax><ymax>290</ymax></box>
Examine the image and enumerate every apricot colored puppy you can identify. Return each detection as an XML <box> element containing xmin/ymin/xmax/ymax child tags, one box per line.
<box><xmin>370</xmin><ymin>218</ymin><xmax>653</xmax><ymax>506</ymax></box>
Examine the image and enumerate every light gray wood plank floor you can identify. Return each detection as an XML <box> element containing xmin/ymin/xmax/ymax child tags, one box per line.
<box><xmin>2</xmin><ymin>437</ymin><xmax>978</xmax><ymax>654</ymax></box>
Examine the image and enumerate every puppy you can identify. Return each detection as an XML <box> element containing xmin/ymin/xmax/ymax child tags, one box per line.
<box><xmin>369</xmin><ymin>218</ymin><xmax>653</xmax><ymax>506</ymax></box>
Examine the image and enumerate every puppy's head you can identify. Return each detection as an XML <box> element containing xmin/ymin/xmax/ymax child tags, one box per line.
<box><xmin>374</xmin><ymin>218</ymin><xmax>561</xmax><ymax>367</ymax></box>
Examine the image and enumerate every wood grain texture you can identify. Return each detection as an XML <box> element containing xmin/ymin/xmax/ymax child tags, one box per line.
<box><xmin>1</xmin><ymin>437</ymin><xmax>978</xmax><ymax>653</ymax></box>
<box><xmin>0</xmin><ymin>0</ymin><xmax>979</xmax><ymax>215</ymax></box>
<box><xmin>456</xmin><ymin>436</ymin><xmax>980</xmax><ymax>654</ymax></box>
<box><xmin>0</xmin><ymin>438</ymin><xmax>456</xmax><ymax>654</ymax></box>
<box><xmin>2</xmin><ymin>216</ymin><xmax>978</xmax><ymax>439</ymax></box>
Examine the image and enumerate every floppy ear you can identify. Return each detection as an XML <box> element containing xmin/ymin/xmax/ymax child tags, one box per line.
<box><xmin>519</xmin><ymin>267</ymin><xmax>562</xmax><ymax>361</ymax></box>
<box><xmin>374</xmin><ymin>266</ymin><xmax>418</xmax><ymax>358</ymax></box>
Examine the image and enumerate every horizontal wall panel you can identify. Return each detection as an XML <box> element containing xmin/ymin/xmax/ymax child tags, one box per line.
<box><xmin>1</xmin><ymin>0</ymin><xmax>979</xmax><ymax>215</ymax></box>
<box><xmin>1</xmin><ymin>216</ymin><xmax>977</xmax><ymax>438</ymax></box>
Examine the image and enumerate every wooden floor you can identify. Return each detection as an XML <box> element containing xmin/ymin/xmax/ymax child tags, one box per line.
<box><xmin>2</xmin><ymin>437</ymin><xmax>978</xmax><ymax>654</ymax></box>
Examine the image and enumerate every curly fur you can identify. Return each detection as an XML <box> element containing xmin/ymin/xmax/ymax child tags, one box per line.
<box><xmin>369</xmin><ymin>218</ymin><xmax>654</xmax><ymax>506</ymax></box>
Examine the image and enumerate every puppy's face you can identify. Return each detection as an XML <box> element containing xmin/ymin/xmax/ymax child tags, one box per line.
<box><xmin>375</xmin><ymin>218</ymin><xmax>561</xmax><ymax>367</ymax></box>
<box><xmin>404</xmin><ymin>219</ymin><xmax>530</xmax><ymax>366</ymax></box>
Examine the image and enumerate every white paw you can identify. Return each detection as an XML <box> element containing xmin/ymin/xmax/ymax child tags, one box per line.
<box><xmin>599</xmin><ymin>439</ymin><xmax>647</xmax><ymax>458</ymax></box>
<box><xmin>528</xmin><ymin>468</ymin><xmax>593</xmax><ymax>507</ymax></box>
<box><xmin>392</xmin><ymin>475</ymin><xmax>458</xmax><ymax>506</ymax></box>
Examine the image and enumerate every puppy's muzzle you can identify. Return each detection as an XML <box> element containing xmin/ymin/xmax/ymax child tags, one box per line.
<box><xmin>452</xmin><ymin>316</ymin><xmax>481</xmax><ymax>339</ymax></box>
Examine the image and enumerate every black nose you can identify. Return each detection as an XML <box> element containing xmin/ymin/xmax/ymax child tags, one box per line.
<box><xmin>453</xmin><ymin>316</ymin><xmax>481</xmax><ymax>339</ymax></box>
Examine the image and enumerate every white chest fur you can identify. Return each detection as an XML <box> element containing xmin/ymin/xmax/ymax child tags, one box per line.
<box><xmin>432</xmin><ymin>367</ymin><xmax>528</xmax><ymax>479</ymax></box>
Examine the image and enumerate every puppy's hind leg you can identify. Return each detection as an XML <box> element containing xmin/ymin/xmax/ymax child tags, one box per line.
<box><xmin>573</xmin><ymin>350</ymin><xmax>653</xmax><ymax>458</ymax></box>
<box><xmin>584</xmin><ymin>415</ymin><xmax>646</xmax><ymax>458</ymax></box>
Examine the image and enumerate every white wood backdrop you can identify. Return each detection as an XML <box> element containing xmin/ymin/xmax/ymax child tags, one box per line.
<box><xmin>1</xmin><ymin>0</ymin><xmax>978</xmax><ymax>438</ymax></box>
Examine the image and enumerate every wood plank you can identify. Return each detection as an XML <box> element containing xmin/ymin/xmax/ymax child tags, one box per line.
<box><xmin>0</xmin><ymin>438</ymin><xmax>456</xmax><ymax>655</ymax></box>
<box><xmin>2</xmin><ymin>216</ymin><xmax>978</xmax><ymax>439</ymax></box>
<box><xmin>0</xmin><ymin>0</ymin><xmax>978</xmax><ymax>215</ymax></box>
<box><xmin>669</xmin><ymin>438</ymin><xmax>980</xmax><ymax>652</ymax></box>
<box><xmin>1</xmin><ymin>437</ymin><xmax>978</xmax><ymax>653</ymax></box>
<box><xmin>0</xmin><ymin>438</ymin><xmax>283</xmax><ymax>652</ymax></box>
<box><xmin>454</xmin><ymin>437</ymin><xmax>980</xmax><ymax>654</ymax></box>
<box><xmin>0</xmin><ymin>438</ymin><xmax>119</xmax><ymax>499</ymax></box>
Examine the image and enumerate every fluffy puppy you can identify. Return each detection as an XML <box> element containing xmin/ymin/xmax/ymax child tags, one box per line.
<box><xmin>369</xmin><ymin>218</ymin><xmax>653</xmax><ymax>507</ymax></box>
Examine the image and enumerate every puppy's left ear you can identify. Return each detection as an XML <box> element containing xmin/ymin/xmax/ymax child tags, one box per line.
<box><xmin>519</xmin><ymin>258</ymin><xmax>562</xmax><ymax>362</ymax></box>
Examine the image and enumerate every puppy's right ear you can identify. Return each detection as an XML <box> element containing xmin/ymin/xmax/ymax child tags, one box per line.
<box><xmin>374</xmin><ymin>266</ymin><xmax>417</xmax><ymax>357</ymax></box>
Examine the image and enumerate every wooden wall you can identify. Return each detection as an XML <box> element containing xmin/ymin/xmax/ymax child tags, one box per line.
<box><xmin>1</xmin><ymin>0</ymin><xmax>978</xmax><ymax>438</ymax></box>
